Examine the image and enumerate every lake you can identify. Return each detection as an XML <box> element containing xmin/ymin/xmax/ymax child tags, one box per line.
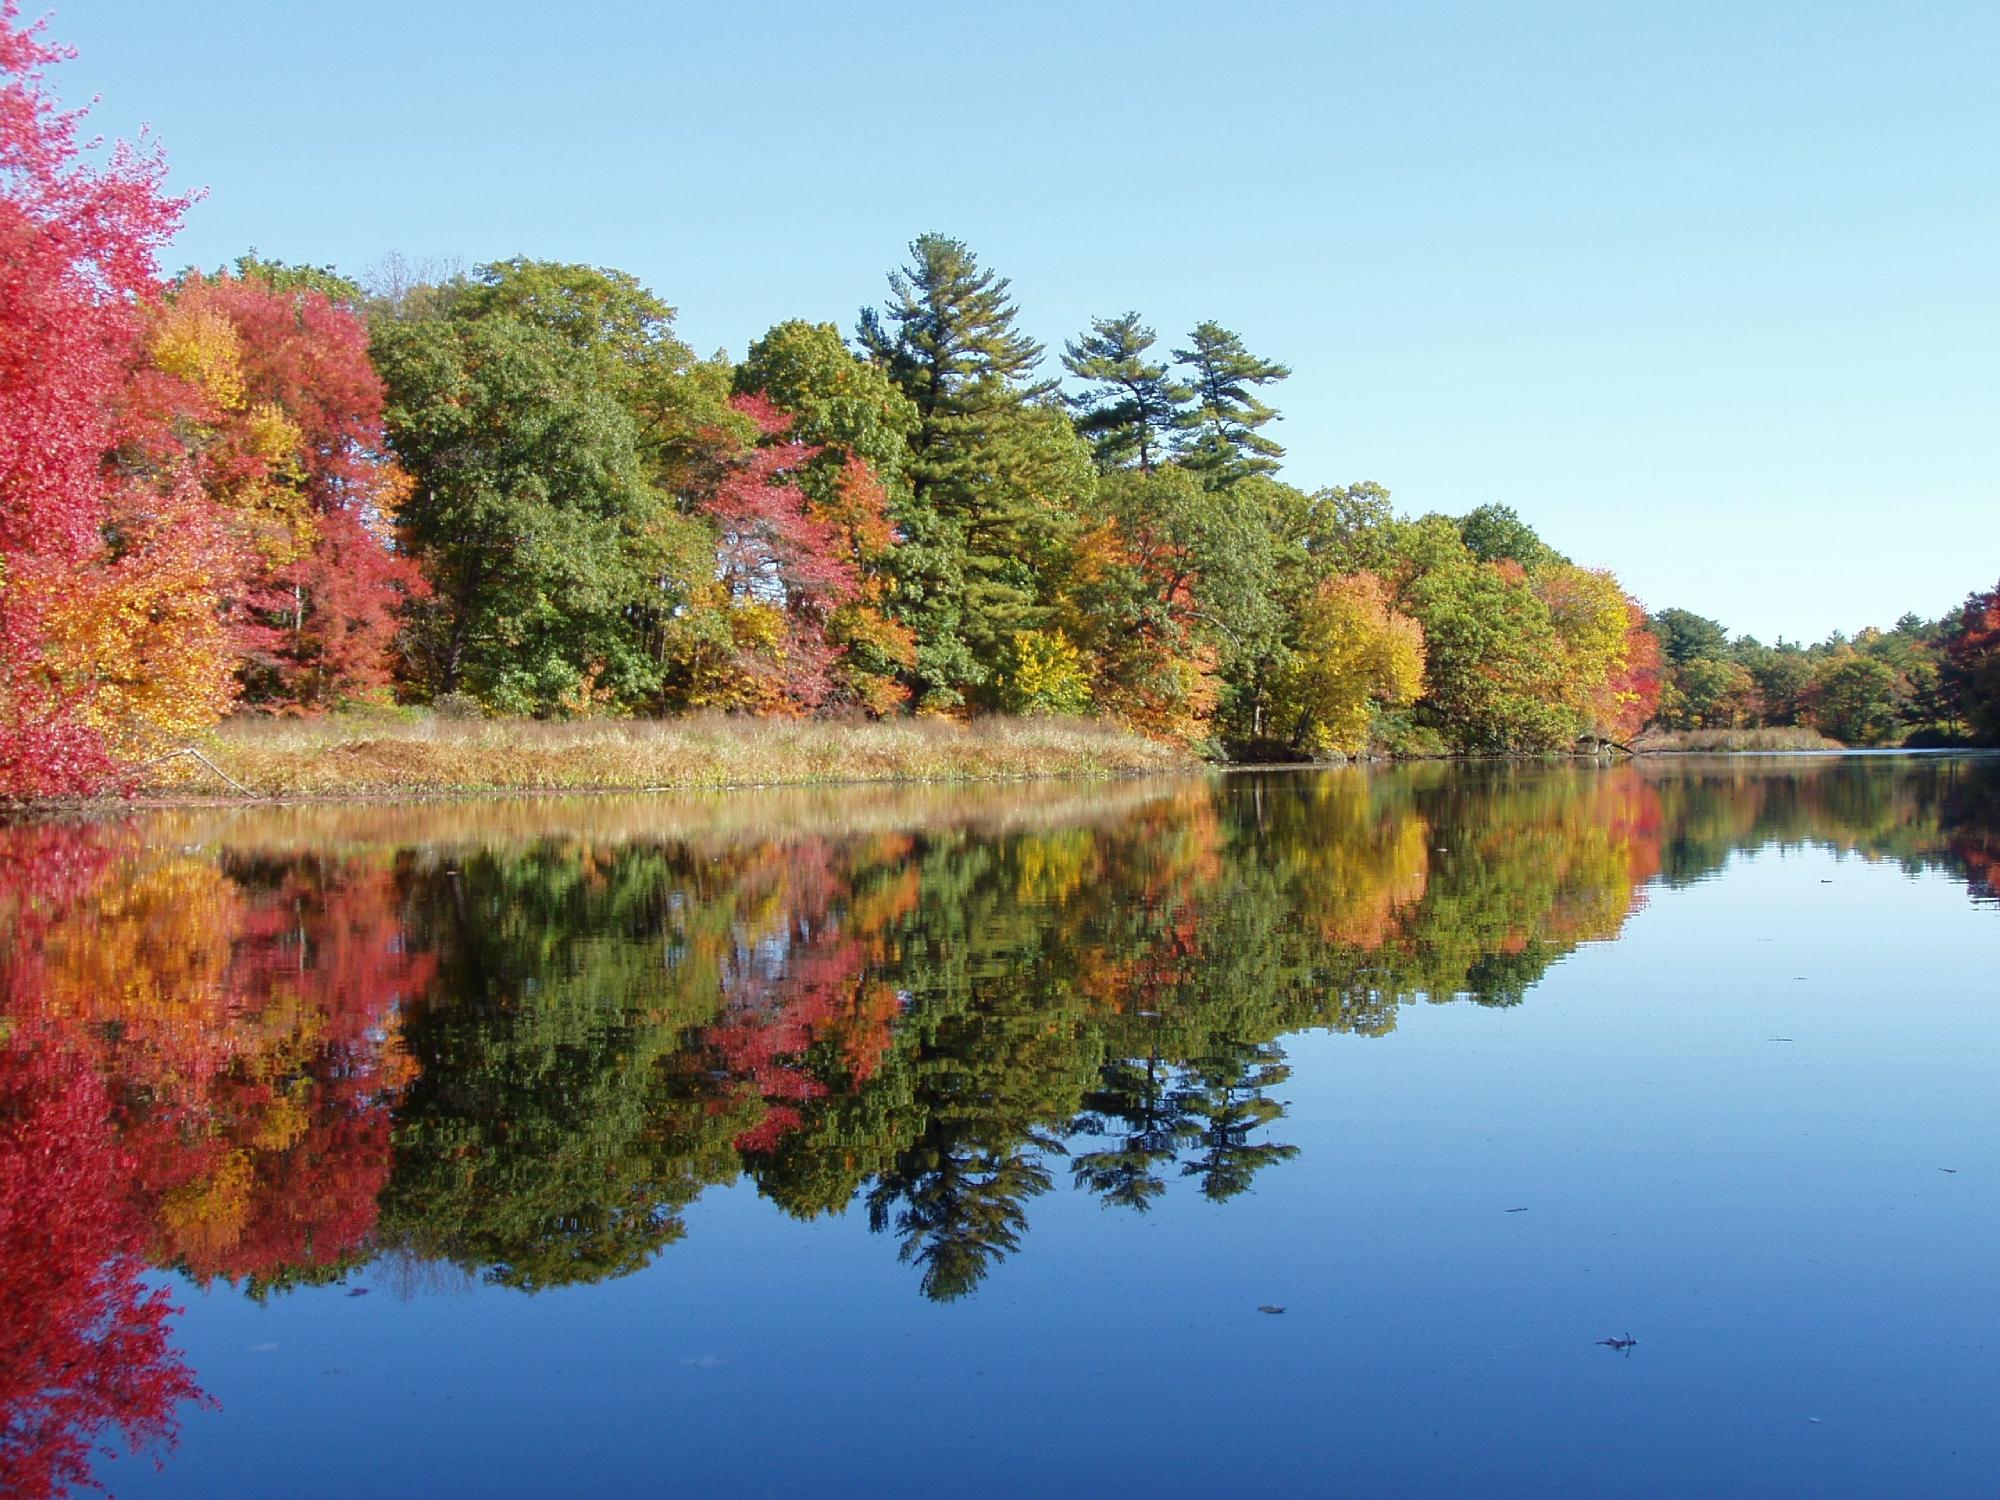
<box><xmin>3</xmin><ymin>755</ymin><xmax>1995</xmax><ymax>1498</ymax></box>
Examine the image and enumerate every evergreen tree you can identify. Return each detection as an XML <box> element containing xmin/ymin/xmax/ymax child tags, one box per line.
<box><xmin>1174</xmin><ymin>321</ymin><xmax>1290</xmax><ymax>486</ymax></box>
<box><xmin>856</xmin><ymin>234</ymin><xmax>1049</xmax><ymax>415</ymax></box>
<box><xmin>857</xmin><ymin>235</ymin><xmax>1089</xmax><ymax>706</ymax></box>
<box><xmin>1061</xmin><ymin>312</ymin><xmax>1189</xmax><ymax>473</ymax></box>
<box><xmin>1068</xmin><ymin>1049</ymin><xmax>1201</xmax><ymax>1211</ymax></box>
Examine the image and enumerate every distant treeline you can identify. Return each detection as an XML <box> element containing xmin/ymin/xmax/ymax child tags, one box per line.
<box><xmin>4</xmin><ymin>12</ymin><xmax>1997</xmax><ymax>796</ymax></box>
<box><xmin>1642</xmin><ymin>606</ymin><xmax>1991</xmax><ymax>747</ymax></box>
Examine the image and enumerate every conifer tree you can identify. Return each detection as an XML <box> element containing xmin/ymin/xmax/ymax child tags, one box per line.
<box><xmin>1174</xmin><ymin>321</ymin><xmax>1290</xmax><ymax>486</ymax></box>
<box><xmin>858</xmin><ymin>235</ymin><xmax>1089</xmax><ymax>706</ymax></box>
<box><xmin>1060</xmin><ymin>312</ymin><xmax>1189</xmax><ymax>473</ymax></box>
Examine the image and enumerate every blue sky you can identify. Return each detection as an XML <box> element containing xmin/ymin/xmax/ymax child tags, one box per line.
<box><xmin>48</xmin><ymin>0</ymin><xmax>1999</xmax><ymax>641</ymax></box>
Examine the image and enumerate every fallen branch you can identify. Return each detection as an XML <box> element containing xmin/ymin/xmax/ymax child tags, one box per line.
<box><xmin>139</xmin><ymin>747</ymin><xmax>260</xmax><ymax>798</ymax></box>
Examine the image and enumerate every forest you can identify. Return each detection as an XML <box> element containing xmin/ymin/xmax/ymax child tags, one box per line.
<box><xmin>5</xmin><ymin>6</ymin><xmax>1999</xmax><ymax>799</ymax></box>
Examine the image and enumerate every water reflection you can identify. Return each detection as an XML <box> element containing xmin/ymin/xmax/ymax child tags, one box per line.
<box><xmin>2</xmin><ymin>756</ymin><xmax>1996</xmax><ymax>1488</ymax></box>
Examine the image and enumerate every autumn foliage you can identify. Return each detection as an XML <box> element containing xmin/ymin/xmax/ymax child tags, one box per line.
<box><xmin>136</xmin><ymin>273</ymin><xmax>425</xmax><ymax>713</ymax></box>
<box><xmin>1945</xmin><ymin>580</ymin><xmax>2000</xmax><ymax>744</ymax></box>
<box><xmin>1</xmin><ymin>1</ymin><xmax>191</xmax><ymax>793</ymax></box>
<box><xmin>1</xmin><ymin>9</ymin><xmax>423</xmax><ymax>798</ymax></box>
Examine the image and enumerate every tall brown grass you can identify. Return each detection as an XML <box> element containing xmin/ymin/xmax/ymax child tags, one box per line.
<box><xmin>1631</xmin><ymin>726</ymin><xmax>1843</xmax><ymax>753</ymax></box>
<box><xmin>131</xmin><ymin>711</ymin><xmax>1199</xmax><ymax>800</ymax></box>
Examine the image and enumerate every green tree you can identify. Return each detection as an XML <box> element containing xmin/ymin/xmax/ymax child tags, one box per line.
<box><xmin>1173</xmin><ymin>321</ymin><xmax>1290</xmax><ymax>486</ymax></box>
<box><xmin>454</xmin><ymin>258</ymin><xmax>737</xmax><ymax>489</ymax></box>
<box><xmin>1650</xmin><ymin>607</ymin><xmax>1731</xmax><ymax>666</ymax></box>
<box><xmin>375</xmin><ymin>315</ymin><xmax>666</xmax><ymax>712</ymax></box>
<box><xmin>1662</xmin><ymin>655</ymin><xmax>1757</xmax><ymax>729</ymax></box>
<box><xmin>857</xmin><ymin>235</ymin><xmax>1089</xmax><ymax>705</ymax></box>
<box><xmin>1809</xmin><ymin>652</ymin><xmax>1901</xmax><ymax>745</ymax></box>
<box><xmin>1390</xmin><ymin>519</ymin><xmax>1574</xmax><ymax>751</ymax></box>
<box><xmin>1457</xmin><ymin>503</ymin><xmax>1564</xmax><ymax>570</ymax></box>
<box><xmin>1295</xmin><ymin>481</ymin><xmax>1403</xmax><ymax>579</ymax></box>
<box><xmin>1744</xmin><ymin>645</ymin><xmax>1813</xmax><ymax>726</ymax></box>
<box><xmin>1069</xmin><ymin>465</ymin><xmax>1283</xmax><ymax>691</ymax></box>
<box><xmin>384</xmin><ymin>844</ymin><xmax>753</xmax><ymax>1289</ymax></box>
<box><xmin>231</xmin><ymin>252</ymin><xmax>365</xmax><ymax>308</ymax></box>
<box><xmin>734</xmin><ymin>319</ymin><xmax>917</xmax><ymax>502</ymax></box>
<box><xmin>1067</xmin><ymin>1049</ymin><xmax>1202</xmax><ymax>1212</ymax></box>
<box><xmin>1858</xmin><ymin>621</ymin><xmax>1947</xmax><ymax>736</ymax></box>
<box><xmin>857</xmin><ymin>234</ymin><xmax>1049</xmax><ymax>408</ymax></box>
<box><xmin>1060</xmin><ymin>312</ymin><xmax>1189</xmax><ymax>473</ymax></box>
<box><xmin>1177</xmin><ymin>1040</ymin><xmax>1299</xmax><ymax>1202</ymax></box>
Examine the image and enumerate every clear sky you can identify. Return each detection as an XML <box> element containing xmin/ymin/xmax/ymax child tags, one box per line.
<box><xmin>46</xmin><ymin>0</ymin><xmax>1999</xmax><ymax>642</ymax></box>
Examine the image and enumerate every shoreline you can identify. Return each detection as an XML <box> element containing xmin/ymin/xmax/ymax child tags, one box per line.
<box><xmin>10</xmin><ymin>712</ymin><xmax>1989</xmax><ymax>817</ymax></box>
<box><xmin>18</xmin><ymin>713</ymin><xmax>1201</xmax><ymax>814</ymax></box>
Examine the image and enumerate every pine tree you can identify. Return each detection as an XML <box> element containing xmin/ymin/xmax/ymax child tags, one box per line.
<box><xmin>1060</xmin><ymin>312</ymin><xmax>1189</xmax><ymax>473</ymax></box>
<box><xmin>857</xmin><ymin>235</ymin><xmax>1088</xmax><ymax>707</ymax></box>
<box><xmin>1174</xmin><ymin>321</ymin><xmax>1290</xmax><ymax>487</ymax></box>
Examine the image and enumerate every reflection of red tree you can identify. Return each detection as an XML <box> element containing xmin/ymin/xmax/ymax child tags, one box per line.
<box><xmin>113</xmin><ymin>861</ymin><xmax>432</xmax><ymax>1283</ymax></box>
<box><xmin>0</xmin><ymin>1022</ymin><xmax>205</xmax><ymax>1499</ymax></box>
<box><xmin>3</xmin><ymin>822</ymin><xmax>430</xmax><ymax>1288</ymax></box>
<box><xmin>698</xmin><ymin>839</ymin><xmax>915</xmax><ymax>1153</ymax></box>
<box><xmin>1</xmin><ymin>822</ymin><xmax>433</xmax><ymax>1491</ymax></box>
<box><xmin>1951</xmin><ymin>836</ymin><xmax>1999</xmax><ymax>904</ymax></box>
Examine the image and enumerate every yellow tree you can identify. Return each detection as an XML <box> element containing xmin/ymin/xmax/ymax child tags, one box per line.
<box><xmin>31</xmin><ymin>484</ymin><xmax>242</xmax><ymax>758</ymax></box>
<box><xmin>1268</xmin><ymin>573</ymin><xmax>1425</xmax><ymax>755</ymax></box>
<box><xmin>1533</xmin><ymin>563</ymin><xmax>1637</xmax><ymax>737</ymax></box>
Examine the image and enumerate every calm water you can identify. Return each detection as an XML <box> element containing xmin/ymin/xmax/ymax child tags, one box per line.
<box><xmin>2</xmin><ymin>756</ymin><xmax>1996</xmax><ymax>1498</ymax></box>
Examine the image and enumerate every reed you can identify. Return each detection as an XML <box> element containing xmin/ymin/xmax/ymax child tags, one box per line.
<box><xmin>1632</xmin><ymin>726</ymin><xmax>1843</xmax><ymax>753</ymax></box>
<box><xmin>130</xmin><ymin>711</ymin><xmax>1199</xmax><ymax>800</ymax></box>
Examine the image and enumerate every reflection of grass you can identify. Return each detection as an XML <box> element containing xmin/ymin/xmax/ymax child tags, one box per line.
<box><xmin>136</xmin><ymin>711</ymin><xmax>1197</xmax><ymax>800</ymax></box>
<box><xmin>115</xmin><ymin>775</ymin><xmax>1208</xmax><ymax>852</ymax></box>
<box><xmin>1633</xmin><ymin>726</ymin><xmax>1843</xmax><ymax>752</ymax></box>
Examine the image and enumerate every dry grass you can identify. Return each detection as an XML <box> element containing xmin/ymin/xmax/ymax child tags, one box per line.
<box><xmin>131</xmin><ymin>711</ymin><xmax>1199</xmax><ymax>801</ymax></box>
<box><xmin>1631</xmin><ymin>726</ymin><xmax>1843</xmax><ymax>753</ymax></box>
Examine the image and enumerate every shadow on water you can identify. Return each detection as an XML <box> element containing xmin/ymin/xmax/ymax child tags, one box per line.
<box><xmin>2</xmin><ymin>753</ymin><xmax>1997</xmax><ymax>1492</ymax></box>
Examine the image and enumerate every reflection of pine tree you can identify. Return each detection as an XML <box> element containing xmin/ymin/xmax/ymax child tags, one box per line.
<box><xmin>1068</xmin><ymin>1049</ymin><xmax>1201</xmax><ymax>1212</ymax></box>
<box><xmin>861</xmin><ymin>979</ymin><xmax>1092</xmax><ymax>1300</ymax></box>
<box><xmin>1179</xmin><ymin>1040</ymin><xmax>1298</xmax><ymax>1202</ymax></box>
<box><xmin>867</xmin><ymin>1121</ymin><xmax>1056</xmax><ymax>1302</ymax></box>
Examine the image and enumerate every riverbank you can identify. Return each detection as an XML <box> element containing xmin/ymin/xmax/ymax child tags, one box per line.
<box><xmin>20</xmin><ymin>714</ymin><xmax>1949</xmax><ymax>810</ymax></box>
<box><xmin>121</xmin><ymin>712</ymin><xmax>1198</xmax><ymax>801</ymax></box>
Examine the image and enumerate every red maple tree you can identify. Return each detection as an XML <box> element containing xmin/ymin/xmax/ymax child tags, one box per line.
<box><xmin>0</xmin><ymin>1</ymin><xmax>191</xmax><ymax>794</ymax></box>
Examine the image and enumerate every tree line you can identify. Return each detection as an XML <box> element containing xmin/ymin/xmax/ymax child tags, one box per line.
<box><xmin>5</xmin><ymin>11</ymin><xmax>1998</xmax><ymax>797</ymax></box>
<box><xmin>1643</xmin><ymin>604</ymin><xmax>1999</xmax><ymax>746</ymax></box>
